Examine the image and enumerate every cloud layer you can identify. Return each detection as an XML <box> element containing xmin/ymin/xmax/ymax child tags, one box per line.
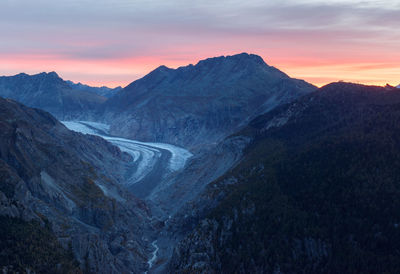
<box><xmin>0</xmin><ymin>0</ymin><xmax>399</xmax><ymax>87</ymax></box>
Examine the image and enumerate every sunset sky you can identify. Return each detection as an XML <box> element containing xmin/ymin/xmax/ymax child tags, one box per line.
<box><xmin>0</xmin><ymin>0</ymin><xmax>399</xmax><ymax>87</ymax></box>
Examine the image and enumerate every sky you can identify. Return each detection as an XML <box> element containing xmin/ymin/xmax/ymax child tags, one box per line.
<box><xmin>0</xmin><ymin>0</ymin><xmax>399</xmax><ymax>87</ymax></box>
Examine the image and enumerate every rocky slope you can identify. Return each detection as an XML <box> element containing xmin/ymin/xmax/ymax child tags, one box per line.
<box><xmin>0</xmin><ymin>72</ymin><xmax>106</xmax><ymax>120</ymax></box>
<box><xmin>0</xmin><ymin>97</ymin><xmax>151</xmax><ymax>273</ymax></box>
<box><xmin>171</xmin><ymin>83</ymin><xmax>400</xmax><ymax>273</ymax></box>
<box><xmin>101</xmin><ymin>53</ymin><xmax>316</xmax><ymax>147</ymax></box>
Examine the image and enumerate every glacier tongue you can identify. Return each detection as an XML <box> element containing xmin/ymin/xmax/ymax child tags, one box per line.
<box><xmin>61</xmin><ymin>121</ymin><xmax>193</xmax><ymax>189</ymax></box>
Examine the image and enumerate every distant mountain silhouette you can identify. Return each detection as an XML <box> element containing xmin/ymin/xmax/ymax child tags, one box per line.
<box><xmin>0</xmin><ymin>72</ymin><xmax>106</xmax><ymax>120</ymax></box>
<box><xmin>66</xmin><ymin>80</ymin><xmax>122</xmax><ymax>98</ymax></box>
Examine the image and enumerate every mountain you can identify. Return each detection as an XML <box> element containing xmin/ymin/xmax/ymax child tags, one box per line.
<box><xmin>101</xmin><ymin>53</ymin><xmax>317</xmax><ymax>147</ymax></box>
<box><xmin>171</xmin><ymin>83</ymin><xmax>400</xmax><ymax>273</ymax></box>
<box><xmin>0</xmin><ymin>72</ymin><xmax>107</xmax><ymax>120</ymax></box>
<box><xmin>66</xmin><ymin>80</ymin><xmax>122</xmax><ymax>98</ymax></box>
<box><xmin>0</xmin><ymin>97</ymin><xmax>151</xmax><ymax>273</ymax></box>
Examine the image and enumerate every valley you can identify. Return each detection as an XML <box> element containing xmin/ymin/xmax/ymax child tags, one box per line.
<box><xmin>62</xmin><ymin>121</ymin><xmax>197</xmax><ymax>272</ymax></box>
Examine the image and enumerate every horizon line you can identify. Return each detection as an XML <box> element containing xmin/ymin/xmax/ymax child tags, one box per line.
<box><xmin>0</xmin><ymin>52</ymin><xmax>398</xmax><ymax>89</ymax></box>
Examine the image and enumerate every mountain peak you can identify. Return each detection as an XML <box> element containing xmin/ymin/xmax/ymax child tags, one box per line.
<box><xmin>0</xmin><ymin>71</ymin><xmax>107</xmax><ymax>119</ymax></box>
<box><xmin>37</xmin><ymin>71</ymin><xmax>60</xmax><ymax>79</ymax></box>
<box><xmin>47</xmin><ymin>71</ymin><xmax>59</xmax><ymax>78</ymax></box>
<box><xmin>147</xmin><ymin>65</ymin><xmax>172</xmax><ymax>76</ymax></box>
<box><xmin>229</xmin><ymin>52</ymin><xmax>266</xmax><ymax>64</ymax></box>
<box><xmin>133</xmin><ymin>53</ymin><xmax>272</xmax><ymax>87</ymax></box>
<box><xmin>320</xmin><ymin>81</ymin><xmax>371</xmax><ymax>90</ymax></box>
<box><xmin>195</xmin><ymin>52</ymin><xmax>267</xmax><ymax>68</ymax></box>
<box><xmin>155</xmin><ymin>65</ymin><xmax>171</xmax><ymax>71</ymax></box>
<box><xmin>12</xmin><ymin>71</ymin><xmax>61</xmax><ymax>80</ymax></box>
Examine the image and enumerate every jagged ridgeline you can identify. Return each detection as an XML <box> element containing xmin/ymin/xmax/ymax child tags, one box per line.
<box><xmin>171</xmin><ymin>83</ymin><xmax>400</xmax><ymax>273</ymax></box>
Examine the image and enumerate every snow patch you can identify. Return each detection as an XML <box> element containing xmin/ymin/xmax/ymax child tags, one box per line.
<box><xmin>147</xmin><ymin>240</ymin><xmax>159</xmax><ymax>269</ymax></box>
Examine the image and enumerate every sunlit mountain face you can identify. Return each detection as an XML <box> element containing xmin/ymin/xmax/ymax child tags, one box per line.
<box><xmin>0</xmin><ymin>0</ymin><xmax>399</xmax><ymax>88</ymax></box>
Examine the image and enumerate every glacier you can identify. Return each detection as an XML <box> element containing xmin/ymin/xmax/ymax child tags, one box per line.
<box><xmin>62</xmin><ymin>121</ymin><xmax>193</xmax><ymax>189</ymax></box>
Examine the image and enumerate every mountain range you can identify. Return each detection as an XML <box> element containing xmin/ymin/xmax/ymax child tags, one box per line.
<box><xmin>0</xmin><ymin>53</ymin><xmax>399</xmax><ymax>273</ymax></box>
<box><xmin>0</xmin><ymin>72</ymin><xmax>106</xmax><ymax>120</ymax></box>
<box><xmin>0</xmin><ymin>54</ymin><xmax>316</xmax><ymax>148</ymax></box>
<box><xmin>101</xmin><ymin>53</ymin><xmax>316</xmax><ymax>147</ymax></box>
<box><xmin>66</xmin><ymin>80</ymin><xmax>122</xmax><ymax>98</ymax></box>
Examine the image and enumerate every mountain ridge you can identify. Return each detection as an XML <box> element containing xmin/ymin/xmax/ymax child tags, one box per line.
<box><xmin>0</xmin><ymin>71</ymin><xmax>107</xmax><ymax>120</ymax></box>
<box><xmin>66</xmin><ymin>80</ymin><xmax>122</xmax><ymax>98</ymax></box>
<box><xmin>101</xmin><ymin>53</ymin><xmax>317</xmax><ymax>147</ymax></box>
<box><xmin>171</xmin><ymin>82</ymin><xmax>400</xmax><ymax>273</ymax></box>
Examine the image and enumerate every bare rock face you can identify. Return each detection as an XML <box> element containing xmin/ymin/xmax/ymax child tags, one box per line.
<box><xmin>0</xmin><ymin>72</ymin><xmax>107</xmax><ymax>120</ymax></box>
<box><xmin>0</xmin><ymin>97</ymin><xmax>150</xmax><ymax>273</ymax></box>
<box><xmin>101</xmin><ymin>53</ymin><xmax>316</xmax><ymax>148</ymax></box>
